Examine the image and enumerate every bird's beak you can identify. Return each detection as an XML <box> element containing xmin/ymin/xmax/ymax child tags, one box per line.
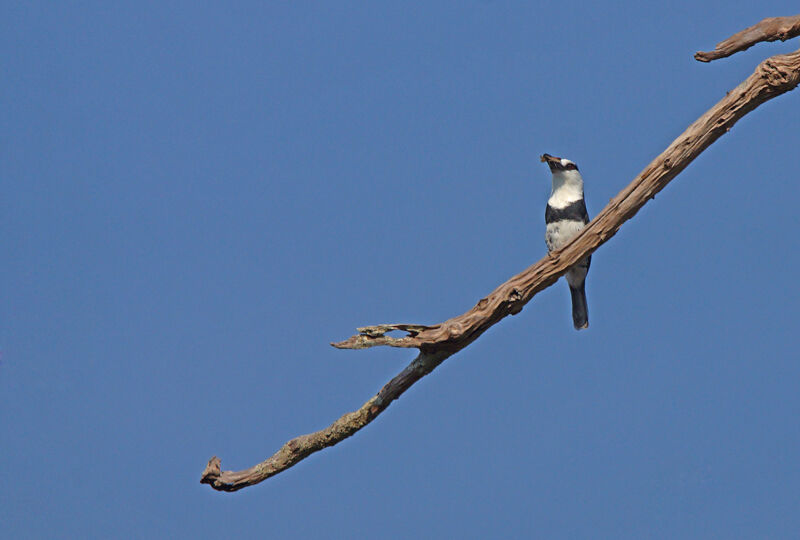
<box><xmin>540</xmin><ymin>154</ymin><xmax>562</xmax><ymax>164</ymax></box>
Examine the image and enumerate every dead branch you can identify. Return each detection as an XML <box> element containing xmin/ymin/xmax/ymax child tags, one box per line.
<box><xmin>201</xmin><ymin>18</ymin><xmax>800</xmax><ymax>492</ymax></box>
<box><xmin>695</xmin><ymin>15</ymin><xmax>800</xmax><ymax>62</ymax></box>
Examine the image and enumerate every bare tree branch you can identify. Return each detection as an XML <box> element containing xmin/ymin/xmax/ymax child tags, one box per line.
<box><xmin>695</xmin><ymin>15</ymin><xmax>800</xmax><ymax>62</ymax></box>
<box><xmin>201</xmin><ymin>19</ymin><xmax>800</xmax><ymax>492</ymax></box>
<box><xmin>201</xmin><ymin>351</ymin><xmax>449</xmax><ymax>491</ymax></box>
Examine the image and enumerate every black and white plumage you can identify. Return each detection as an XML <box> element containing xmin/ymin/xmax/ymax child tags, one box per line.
<box><xmin>541</xmin><ymin>153</ymin><xmax>591</xmax><ymax>330</ymax></box>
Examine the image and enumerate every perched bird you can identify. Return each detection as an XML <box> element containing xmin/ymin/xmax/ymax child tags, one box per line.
<box><xmin>540</xmin><ymin>153</ymin><xmax>591</xmax><ymax>330</ymax></box>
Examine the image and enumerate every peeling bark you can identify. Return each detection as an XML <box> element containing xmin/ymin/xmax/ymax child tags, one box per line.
<box><xmin>201</xmin><ymin>17</ymin><xmax>800</xmax><ymax>492</ymax></box>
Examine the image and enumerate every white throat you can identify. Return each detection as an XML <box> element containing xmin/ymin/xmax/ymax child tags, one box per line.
<box><xmin>548</xmin><ymin>169</ymin><xmax>584</xmax><ymax>209</ymax></box>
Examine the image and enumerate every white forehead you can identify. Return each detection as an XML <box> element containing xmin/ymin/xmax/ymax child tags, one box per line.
<box><xmin>560</xmin><ymin>158</ymin><xmax>575</xmax><ymax>167</ymax></box>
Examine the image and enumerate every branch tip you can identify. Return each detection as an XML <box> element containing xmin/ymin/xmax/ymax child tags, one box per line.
<box><xmin>200</xmin><ymin>456</ymin><xmax>221</xmax><ymax>485</ymax></box>
<box><xmin>695</xmin><ymin>14</ymin><xmax>800</xmax><ymax>62</ymax></box>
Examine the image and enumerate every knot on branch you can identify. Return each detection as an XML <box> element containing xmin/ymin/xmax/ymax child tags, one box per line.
<box><xmin>759</xmin><ymin>59</ymin><xmax>792</xmax><ymax>86</ymax></box>
<box><xmin>507</xmin><ymin>288</ymin><xmax>524</xmax><ymax>315</ymax></box>
<box><xmin>439</xmin><ymin>320</ymin><xmax>465</xmax><ymax>341</ymax></box>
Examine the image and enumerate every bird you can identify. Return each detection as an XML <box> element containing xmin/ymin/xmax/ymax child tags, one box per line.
<box><xmin>540</xmin><ymin>153</ymin><xmax>591</xmax><ymax>330</ymax></box>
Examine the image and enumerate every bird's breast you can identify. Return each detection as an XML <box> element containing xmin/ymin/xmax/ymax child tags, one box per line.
<box><xmin>545</xmin><ymin>219</ymin><xmax>586</xmax><ymax>252</ymax></box>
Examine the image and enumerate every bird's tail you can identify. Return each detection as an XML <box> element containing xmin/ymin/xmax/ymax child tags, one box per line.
<box><xmin>569</xmin><ymin>282</ymin><xmax>589</xmax><ymax>330</ymax></box>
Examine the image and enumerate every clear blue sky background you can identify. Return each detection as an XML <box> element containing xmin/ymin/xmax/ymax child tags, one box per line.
<box><xmin>3</xmin><ymin>2</ymin><xmax>799</xmax><ymax>538</ymax></box>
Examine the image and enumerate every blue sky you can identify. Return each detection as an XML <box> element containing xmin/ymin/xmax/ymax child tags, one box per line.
<box><xmin>3</xmin><ymin>2</ymin><xmax>799</xmax><ymax>538</ymax></box>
